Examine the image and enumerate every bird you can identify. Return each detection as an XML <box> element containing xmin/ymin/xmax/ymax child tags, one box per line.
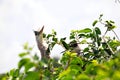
<box><xmin>34</xmin><ymin>26</ymin><xmax>50</xmax><ymax>60</ymax></box>
<box><xmin>61</xmin><ymin>40</ymin><xmax>82</xmax><ymax>56</ymax></box>
<box><xmin>69</xmin><ymin>40</ymin><xmax>82</xmax><ymax>56</ymax></box>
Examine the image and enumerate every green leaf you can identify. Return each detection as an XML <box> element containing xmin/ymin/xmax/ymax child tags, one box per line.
<box><xmin>70</xmin><ymin>33</ymin><xmax>75</xmax><ymax>39</ymax></box>
<box><xmin>104</xmin><ymin>49</ymin><xmax>112</xmax><ymax>55</ymax></box>
<box><xmin>95</xmin><ymin>28</ymin><xmax>101</xmax><ymax>46</ymax></box>
<box><xmin>60</xmin><ymin>52</ymin><xmax>70</xmax><ymax>65</ymax></box>
<box><xmin>110</xmin><ymin>20</ymin><xmax>115</xmax><ymax>23</ymax></box>
<box><xmin>97</xmin><ymin>37</ymin><xmax>101</xmax><ymax>46</ymax></box>
<box><xmin>108</xmin><ymin>25</ymin><xmax>116</xmax><ymax>31</ymax></box>
<box><xmin>105</xmin><ymin>21</ymin><xmax>116</xmax><ymax>31</ymax></box>
<box><xmin>58</xmin><ymin>68</ymin><xmax>71</xmax><ymax>79</ymax></box>
<box><xmin>25</xmin><ymin>62</ymin><xmax>35</xmax><ymax>72</ymax></box>
<box><xmin>102</xmin><ymin>42</ymin><xmax>107</xmax><ymax>48</ymax></box>
<box><xmin>78</xmin><ymin>34</ymin><xmax>86</xmax><ymax>38</ymax></box>
<box><xmin>51</xmin><ymin>42</ymin><xmax>56</xmax><ymax>49</ymax></box>
<box><xmin>18</xmin><ymin>58</ymin><xmax>30</xmax><ymax>69</ymax></box>
<box><xmin>9</xmin><ymin>69</ymin><xmax>15</xmax><ymax>76</ymax></box>
<box><xmin>78</xmin><ymin>28</ymin><xmax>92</xmax><ymax>33</ymax></box>
<box><xmin>83</xmin><ymin>52</ymin><xmax>93</xmax><ymax>58</ymax></box>
<box><xmin>76</xmin><ymin>74</ymin><xmax>90</xmax><ymax>80</ymax></box>
<box><xmin>99</xmin><ymin>14</ymin><xmax>103</xmax><ymax>20</ymax></box>
<box><xmin>9</xmin><ymin>69</ymin><xmax>19</xmax><ymax>78</ymax></box>
<box><xmin>61</xmin><ymin>37</ymin><xmax>66</xmax><ymax>40</ymax></box>
<box><xmin>23</xmin><ymin>42</ymin><xmax>29</xmax><ymax>50</ymax></box>
<box><xmin>112</xmin><ymin>71</ymin><xmax>120</xmax><ymax>80</ymax></box>
<box><xmin>52</xmin><ymin>37</ymin><xmax>58</xmax><ymax>42</ymax></box>
<box><xmin>13</xmin><ymin>69</ymin><xmax>19</xmax><ymax>78</ymax></box>
<box><xmin>43</xmin><ymin>33</ymin><xmax>46</xmax><ymax>38</ymax></box>
<box><xmin>61</xmin><ymin>40</ymin><xmax>69</xmax><ymax>50</ymax></box>
<box><xmin>60</xmin><ymin>37</ymin><xmax>69</xmax><ymax>50</ymax></box>
<box><xmin>109</xmin><ymin>40</ymin><xmax>120</xmax><ymax>49</ymax></box>
<box><xmin>80</xmin><ymin>39</ymin><xmax>87</xmax><ymax>44</ymax></box>
<box><xmin>71</xmin><ymin>30</ymin><xmax>77</xmax><ymax>33</ymax></box>
<box><xmin>92</xmin><ymin>20</ymin><xmax>98</xmax><ymax>26</ymax></box>
<box><xmin>95</xmin><ymin>27</ymin><xmax>101</xmax><ymax>35</ymax></box>
<box><xmin>28</xmin><ymin>47</ymin><xmax>33</xmax><ymax>51</ymax></box>
<box><xmin>47</xmin><ymin>34</ymin><xmax>52</xmax><ymax>39</ymax></box>
<box><xmin>70</xmin><ymin>57</ymin><xmax>83</xmax><ymax>67</ymax></box>
<box><xmin>19</xmin><ymin>52</ymin><xmax>29</xmax><ymax>57</ymax></box>
<box><xmin>85</xmin><ymin>64</ymin><xmax>97</xmax><ymax>75</ymax></box>
<box><xmin>83</xmin><ymin>48</ymin><xmax>89</xmax><ymax>52</ymax></box>
<box><xmin>92</xmin><ymin>30</ymin><xmax>96</xmax><ymax>41</ymax></box>
<box><xmin>33</xmin><ymin>54</ymin><xmax>39</xmax><ymax>60</ymax></box>
<box><xmin>43</xmin><ymin>69</ymin><xmax>51</xmax><ymax>77</ymax></box>
<box><xmin>24</xmin><ymin>71</ymin><xmax>40</xmax><ymax>80</ymax></box>
<box><xmin>70</xmin><ymin>65</ymin><xmax>82</xmax><ymax>74</ymax></box>
<box><xmin>52</xmin><ymin>29</ymin><xmax>57</xmax><ymax>35</ymax></box>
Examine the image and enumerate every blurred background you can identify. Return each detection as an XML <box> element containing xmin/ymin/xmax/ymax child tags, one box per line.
<box><xmin>0</xmin><ymin>0</ymin><xmax>120</xmax><ymax>73</ymax></box>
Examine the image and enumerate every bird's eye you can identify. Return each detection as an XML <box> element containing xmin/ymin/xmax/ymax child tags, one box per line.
<box><xmin>34</xmin><ymin>31</ymin><xmax>39</xmax><ymax>36</ymax></box>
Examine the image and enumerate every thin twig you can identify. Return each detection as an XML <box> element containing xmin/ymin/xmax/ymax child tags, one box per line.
<box><xmin>103</xmin><ymin>37</ymin><xmax>115</xmax><ymax>55</ymax></box>
<box><xmin>102</xmin><ymin>29</ymin><xmax>115</xmax><ymax>55</ymax></box>
<box><xmin>112</xmin><ymin>30</ymin><xmax>120</xmax><ymax>41</ymax></box>
<box><xmin>103</xmin><ymin>29</ymin><xmax>108</xmax><ymax>38</ymax></box>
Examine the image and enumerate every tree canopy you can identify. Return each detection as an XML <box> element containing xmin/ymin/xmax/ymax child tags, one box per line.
<box><xmin>1</xmin><ymin>14</ymin><xmax>120</xmax><ymax>80</ymax></box>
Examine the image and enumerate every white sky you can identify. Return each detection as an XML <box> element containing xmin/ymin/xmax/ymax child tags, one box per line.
<box><xmin>0</xmin><ymin>0</ymin><xmax>120</xmax><ymax>73</ymax></box>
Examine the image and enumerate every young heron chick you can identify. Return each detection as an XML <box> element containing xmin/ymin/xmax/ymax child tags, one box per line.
<box><xmin>69</xmin><ymin>41</ymin><xmax>82</xmax><ymax>56</ymax></box>
<box><xmin>34</xmin><ymin>26</ymin><xmax>50</xmax><ymax>60</ymax></box>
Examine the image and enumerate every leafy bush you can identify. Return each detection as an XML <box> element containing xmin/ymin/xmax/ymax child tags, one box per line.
<box><xmin>1</xmin><ymin>15</ymin><xmax>120</xmax><ymax>80</ymax></box>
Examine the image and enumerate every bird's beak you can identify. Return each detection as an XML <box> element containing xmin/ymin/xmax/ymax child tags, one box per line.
<box><xmin>33</xmin><ymin>26</ymin><xmax>44</xmax><ymax>36</ymax></box>
<box><xmin>39</xmin><ymin>26</ymin><xmax>44</xmax><ymax>34</ymax></box>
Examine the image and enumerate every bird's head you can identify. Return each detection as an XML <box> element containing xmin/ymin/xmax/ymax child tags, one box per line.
<box><xmin>69</xmin><ymin>40</ymin><xmax>81</xmax><ymax>54</ymax></box>
<box><xmin>34</xmin><ymin>26</ymin><xmax>44</xmax><ymax>43</ymax></box>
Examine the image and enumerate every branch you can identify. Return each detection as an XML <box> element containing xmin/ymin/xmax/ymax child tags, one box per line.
<box><xmin>102</xmin><ymin>29</ymin><xmax>115</xmax><ymax>55</ymax></box>
<box><xmin>112</xmin><ymin>30</ymin><xmax>120</xmax><ymax>41</ymax></box>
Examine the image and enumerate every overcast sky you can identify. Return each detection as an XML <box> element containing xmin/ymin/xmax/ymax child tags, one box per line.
<box><xmin>0</xmin><ymin>0</ymin><xmax>120</xmax><ymax>73</ymax></box>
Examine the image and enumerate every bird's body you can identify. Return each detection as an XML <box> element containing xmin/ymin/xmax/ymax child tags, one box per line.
<box><xmin>34</xmin><ymin>26</ymin><xmax>50</xmax><ymax>60</ymax></box>
<box><xmin>69</xmin><ymin>41</ymin><xmax>82</xmax><ymax>56</ymax></box>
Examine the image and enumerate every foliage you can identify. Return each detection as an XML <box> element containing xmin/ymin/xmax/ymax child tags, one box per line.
<box><xmin>1</xmin><ymin>15</ymin><xmax>120</xmax><ymax>80</ymax></box>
